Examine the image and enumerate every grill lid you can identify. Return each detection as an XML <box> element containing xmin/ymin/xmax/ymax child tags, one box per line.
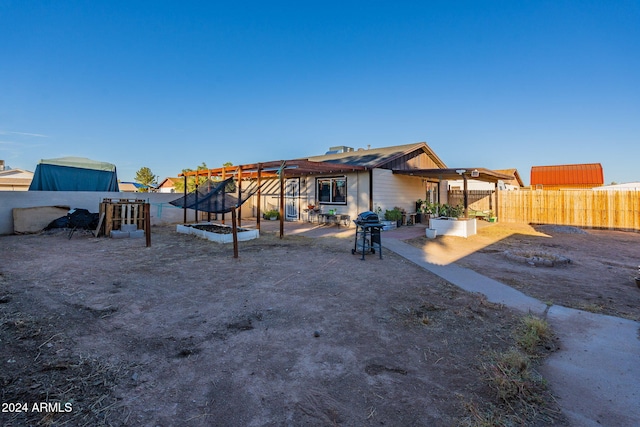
<box><xmin>356</xmin><ymin>211</ymin><xmax>380</xmax><ymax>224</ymax></box>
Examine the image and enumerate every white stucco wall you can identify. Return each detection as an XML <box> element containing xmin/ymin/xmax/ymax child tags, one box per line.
<box><xmin>0</xmin><ymin>191</ymin><xmax>196</xmax><ymax>235</ymax></box>
<box><xmin>371</xmin><ymin>169</ymin><xmax>425</xmax><ymax>215</ymax></box>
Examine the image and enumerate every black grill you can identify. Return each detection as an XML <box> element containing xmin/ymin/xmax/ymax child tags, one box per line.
<box><xmin>352</xmin><ymin>211</ymin><xmax>383</xmax><ymax>260</ymax></box>
<box><xmin>354</xmin><ymin>211</ymin><xmax>382</xmax><ymax>226</ymax></box>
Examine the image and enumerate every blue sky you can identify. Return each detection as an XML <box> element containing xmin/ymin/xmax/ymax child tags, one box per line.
<box><xmin>1</xmin><ymin>1</ymin><xmax>638</xmax><ymax>185</ymax></box>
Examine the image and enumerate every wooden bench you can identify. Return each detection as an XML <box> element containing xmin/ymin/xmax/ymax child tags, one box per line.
<box><xmin>468</xmin><ymin>209</ymin><xmax>491</xmax><ymax>220</ymax></box>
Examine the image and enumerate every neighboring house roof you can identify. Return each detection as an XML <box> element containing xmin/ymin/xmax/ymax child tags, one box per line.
<box><xmin>0</xmin><ymin>168</ymin><xmax>34</xmax><ymax>188</ymax></box>
<box><xmin>305</xmin><ymin>142</ymin><xmax>447</xmax><ymax>169</ymax></box>
<box><xmin>593</xmin><ymin>182</ymin><xmax>640</xmax><ymax>191</ymax></box>
<box><xmin>119</xmin><ymin>181</ymin><xmax>147</xmax><ymax>192</ymax></box>
<box><xmin>158</xmin><ymin>177</ymin><xmax>180</xmax><ymax>188</ymax></box>
<box><xmin>494</xmin><ymin>169</ymin><xmax>525</xmax><ymax>188</ymax></box>
<box><xmin>530</xmin><ymin>163</ymin><xmax>604</xmax><ymax>187</ymax></box>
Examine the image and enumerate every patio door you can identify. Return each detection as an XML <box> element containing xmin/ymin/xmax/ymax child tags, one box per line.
<box><xmin>285</xmin><ymin>178</ymin><xmax>300</xmax><ymax>220</ymax></box>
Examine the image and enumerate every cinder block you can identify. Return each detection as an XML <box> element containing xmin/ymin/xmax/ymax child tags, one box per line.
<box><xmin>121</xmin><ymin>224</ymin><xmax>138</xmax><ymax>232</ymax></box>
<box><xmin>110</xmin><ymin>230</ymin><xmax>130</xmax><ymax>239</ymax></box>
<box><xmin>129</xmin><ymin>230</ymin><xmax>145</xmax><ymax>239</ymax></box>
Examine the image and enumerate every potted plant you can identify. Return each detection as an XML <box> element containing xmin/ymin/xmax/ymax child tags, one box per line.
<box><xmin>428</xmin><ymin>203</ymin><xmax>477</xmax><ymax>237</ymax></box>
<box><xmin>437</xmin><ymin>203</ymin><xmax>464</xmax><ymax>219</ymax></box>
<box><xmin>385</xmin><ymin>207</ymin><xmax>403</xmax><ymax>227</ymax></box>
<box><xmin>422</xmin><ymin>202</ymin><xmax>440</xmax><ymax>218</ymax></box>
<box><xmin>263</xmin><ymin>210</ymin><xmax>279</xmax><ymax>220</ymax></box>
<box><xmin>415</xmin><ymin>199</ymin><xmax>424</xmax><ymax>223</ymax></box>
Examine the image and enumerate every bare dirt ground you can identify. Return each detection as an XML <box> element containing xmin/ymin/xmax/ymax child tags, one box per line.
<box><xmin>0</xmin><ymin>223</ymin><xmax>569</xmax><ymax>426</ymax></box>
<box><xmin>406</xmin><ymin>222</ymin><xmax>640</xmax><ymax>322</ymax></box>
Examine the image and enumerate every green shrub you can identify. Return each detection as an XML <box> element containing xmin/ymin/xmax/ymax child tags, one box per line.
<box><xmin>263</xmin><ymin>209</ymin><xmax>279</xmax><ymax>219</ymax></box>
<box><xmin>384</xmin><ymin>208</ymin><xmax>402</xmax><ymax>221</ymax></box>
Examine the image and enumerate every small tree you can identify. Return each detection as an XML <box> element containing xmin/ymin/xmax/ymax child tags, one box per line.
<box><xmin>134</xmin><ymin>167</ymin><xmax>157</xmax><ymax>192</ymax></box>
<box><xmin>174</xmin><ymin>162</ymin><xmax>210</xmax><ymax>193</ymax></box>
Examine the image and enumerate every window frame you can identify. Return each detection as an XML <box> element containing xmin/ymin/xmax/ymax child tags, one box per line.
<box><xmin>316</xmin><ymin>176</ymin><xmax>347</xmax><ymax>205</ymax></box>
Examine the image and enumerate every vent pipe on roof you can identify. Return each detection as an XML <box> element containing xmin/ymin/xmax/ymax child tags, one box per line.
<box><xmin>326</xmin><ymin>146</ymin><xmax>354</xmax><ymax>154</ymax></box>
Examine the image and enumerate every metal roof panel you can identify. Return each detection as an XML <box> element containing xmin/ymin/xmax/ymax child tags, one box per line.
<box><xmin>530</xmin><ymin>163</ymin><xmax>604</xmax><ymax>186</ymax></box>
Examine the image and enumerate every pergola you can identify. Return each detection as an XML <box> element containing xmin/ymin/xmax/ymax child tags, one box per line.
<box><xmin>178</xmin><ymin>160</ymin><xmax>367</xmax><ymax>239</ymax></box>
<box><xmin>393</xmin><ymin>168</ymin><xmax>514</xmax><ymax>217</ymax></box>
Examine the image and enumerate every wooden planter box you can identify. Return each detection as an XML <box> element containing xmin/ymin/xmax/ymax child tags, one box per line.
<box><xmin>429</xmin><ymin>217</ymin><xmax>477</xmax><ymax>238</ymax></box>
<box><xmin>380</xmin><ymin>220</ymin><xmax>397</xmax><ymax>231</ymax></box>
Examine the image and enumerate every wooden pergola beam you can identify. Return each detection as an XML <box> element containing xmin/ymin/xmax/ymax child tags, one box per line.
<box><xmin>178</xmin><ymin>160</ymin><xmax>366</xmax><ymax>179</ymax></box>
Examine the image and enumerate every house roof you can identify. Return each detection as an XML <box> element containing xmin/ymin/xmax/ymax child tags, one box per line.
<box><xmin>158</xmin><ymin>177</ymin><xmax>180</xmax><ymax>187</ymax></box>
<box><xmin>494</xmin><ymin>169</ymin><xmax>525</xmax><ymax>187</ymax></box>
<box><xmin>119</xmin><ymin>181</ymin><xmax>148</xmax><ymax>191</ymax></box>
<box><xmin>530</xmin><ymin>163</ymin><xmax>604</xmax><ymax>186</ymax></box>
<box><xmin>0</xmin><ymin>168</ymin><xmax>34</xmax><ymax>178</ymax></box>
<box><xmin>180</xmin><ymin>143</ymin><xmax>445</xmax><ymax>179</ymax></box>
<box><xmin>305</xmin><ymin>142</ymin><xmax>447</xmax><ymax>169</ymax></box>
<box><xmin>0</xmin><ymin>168</ymin><xmax>34</xmax><ymax>186</ymax></box>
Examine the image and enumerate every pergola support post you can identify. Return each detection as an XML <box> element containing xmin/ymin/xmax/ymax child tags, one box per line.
<box><xmin>237</xmin><ymin>166</ymin><xmax>242</xmax><ymax>227</ymax></box>
<box><xmin>279</xmin><ymin>161</ymin><xmax>285</xmax><ymax>239</ymax></box>
<box><xmin>183</xmin><ymin>175</ymin><xmax>187</xmax><ymax>224</ymax></box>
<box><xmin>257</xmin><ymin>164</ymin><xmax>262</xmax><ymax>231</ymax></box>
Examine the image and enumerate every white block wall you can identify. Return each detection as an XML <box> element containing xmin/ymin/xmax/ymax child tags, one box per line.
<box><xmin>0</xmin><ymin>191</ymin><xmax>194</xmax><ymax>235</ymax></box>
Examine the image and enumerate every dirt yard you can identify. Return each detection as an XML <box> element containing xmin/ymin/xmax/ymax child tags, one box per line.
<box><xmin>2</xmin><ymin>222</ymin><xmax>621</xmax><ymax>426</ymax></box>
<box><xmin>406</xmin><ymin>222</ymin><xmax>640</xmax><ymax>322</ymax></box>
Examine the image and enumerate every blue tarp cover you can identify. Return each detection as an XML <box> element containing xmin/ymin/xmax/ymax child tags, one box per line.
<box><xmin>29</xmin><ymin>157</ymin><xmax>119</xmax><ymax>191</ymax></box>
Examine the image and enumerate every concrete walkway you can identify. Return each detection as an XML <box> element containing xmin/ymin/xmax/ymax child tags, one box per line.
<box><xmin>383</xmin><ymin>236</ymin><xmax>640</xmax><ymax>427</ymax></box>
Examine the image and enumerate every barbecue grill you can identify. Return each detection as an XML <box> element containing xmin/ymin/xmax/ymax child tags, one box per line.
<box><xmin>352</xmin><ymin>211</ymin><xmax>383</xmax><ymax>260</ymax></box>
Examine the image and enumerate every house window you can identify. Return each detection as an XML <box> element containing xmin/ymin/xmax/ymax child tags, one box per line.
<box><xmin>317</xmin><ymin>176</ymin><xmax>347</xmax><ymax>205</ymax></box>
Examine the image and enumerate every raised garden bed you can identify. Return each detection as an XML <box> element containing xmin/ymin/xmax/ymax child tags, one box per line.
<box><xmin>176</xmin><ymin>223</ymin><xmax>259</xmax><ymax>243</ymax></box>
<box><xmin>429</xmin><ymin>217</ymin><xmax>477</xmax><ymax>238</ymax></box>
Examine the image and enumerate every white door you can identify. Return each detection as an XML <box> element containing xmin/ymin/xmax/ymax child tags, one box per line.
<box><xmin>285</xmin><ymin>178</ymin><xmax>300</xmax><ymax>220</ymax></box>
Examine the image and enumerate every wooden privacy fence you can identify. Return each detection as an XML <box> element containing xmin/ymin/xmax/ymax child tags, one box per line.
<box><xmin>448</xmin><ymin>190</ymin><xmax>494</xmax><ymax>211</ymax></box>
<box><xmin>497</xmin><ymin>189</ymin><xmax>640</xmax><ymax>231</ymax></box>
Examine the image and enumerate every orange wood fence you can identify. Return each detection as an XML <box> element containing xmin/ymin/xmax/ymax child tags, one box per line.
<box><xmin>448</xmin><ymin>190</ymin><xmax>494</xmax><ymax>211</ymax></box>
<box><xmin>496</xmin><ymin>189</ymin><xmax>640</xmax><ymax>231</ymax></box>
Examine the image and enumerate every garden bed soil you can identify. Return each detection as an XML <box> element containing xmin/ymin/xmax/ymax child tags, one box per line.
<box><xmin>0</xmin><ymin>225</ymin><xmax>566</xmax><ymax>426</ymax></box>
<box><xmin>190</xmin><ymin>224</ymin><xmax>249</xmax><ymax>234</ymax></box>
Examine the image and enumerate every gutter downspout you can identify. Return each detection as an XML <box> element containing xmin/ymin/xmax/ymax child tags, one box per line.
<box><xmin>368</xmin><ymin>169</ymin><xmax>373</xmax><ymax>211</ymax></box>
